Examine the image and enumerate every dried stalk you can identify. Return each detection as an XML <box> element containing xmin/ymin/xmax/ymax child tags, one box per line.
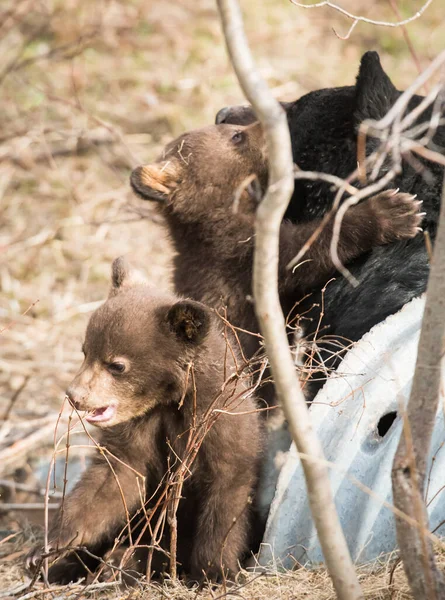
<box><xmin>391</xmin><ymin>174</ymin><xmax>445</xmax><ymax>600</ymax></box>
<box><xmin>216</xmin><ymin>0</ymin><xmax>363</xmax><ymax>598</ymax></box>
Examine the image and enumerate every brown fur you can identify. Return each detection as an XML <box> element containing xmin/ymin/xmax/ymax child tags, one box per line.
<box><xmin>27</xmin><ymin>257</ymin><xmax>261</xmax><ymax>584</ymax></box>
<box><xmin>130</xmin><ymin>122</ymin><xmax>423</xmax><ymax>403</ymax></box>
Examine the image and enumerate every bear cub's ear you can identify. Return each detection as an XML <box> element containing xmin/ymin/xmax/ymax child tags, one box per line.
<box><xmin>354</xmin><ymin>51</ymin><xmax>398</xmax><ymax>125</ymax></box>
<box><xmin>130</xmin><ymin>162</ymin><xmax>179</xmax><ymax>202</ymax></box>
<box><xmin>109</xmin><ymin>256</ymin><xmax>148</xmax><ymax>297</ymax></box>
<box><xmin>166</xmin><ymin>300</ymin><xmax>211</xmax><ymax>345</ymax></box>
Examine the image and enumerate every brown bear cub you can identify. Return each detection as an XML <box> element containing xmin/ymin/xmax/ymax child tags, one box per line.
<box><xmin>130</xmin><ymin>122</ymin><xmax>423</xmax><ymax>402</ymax></box>
<box><xmin>27</xmin><ymin>257</ymin><xmax>261</xmax><ymax>584</ymax></box>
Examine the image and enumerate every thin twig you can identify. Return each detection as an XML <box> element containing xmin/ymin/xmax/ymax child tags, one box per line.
<box><xmin>289</xmin><ymin>0</ymin><xmax>433</xmax><ymax>40</ymax></box>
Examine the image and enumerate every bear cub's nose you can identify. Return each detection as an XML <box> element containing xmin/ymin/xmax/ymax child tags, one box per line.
<box><xmin>215</xmin><ymin>106</ymin><xmax>231</xmax><ymax>124</ymax></box>
<box><xmin>66</xmin><ymin>387</ymin><xmax>84</xmax><ymax>411</ymax></box>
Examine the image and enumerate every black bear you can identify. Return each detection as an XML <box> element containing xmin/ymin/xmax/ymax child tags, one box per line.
<box><xmin>27</xmin><ymin>257</ymin><xmax>261</xmax><ymax>584</ymax></box>
<box><xmin>216</xmin><ymin>51</ymin><xmax>443</xmax><ymax>388</ymax></box>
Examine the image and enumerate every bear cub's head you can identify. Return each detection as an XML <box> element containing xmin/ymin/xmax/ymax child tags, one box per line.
<box><xmin>66</xmin><ymin>257</ymin><xmax>214</xmax><ymax>427</ymax></box>
<box><xmin>130</xmin><ymin>123</ymin><xmax>267</xmax><ymax>221</ymax></box>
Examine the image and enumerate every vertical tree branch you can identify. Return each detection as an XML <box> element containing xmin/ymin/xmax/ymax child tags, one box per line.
<box><xmin>392</xmin><ymin>174</ymin><xmax>445</xmax><ymax>600</ymax></box>
<box><xmin>216</xmin><ymin>1</ymin><xmax>363</xmax><ymax>598</ymax></box>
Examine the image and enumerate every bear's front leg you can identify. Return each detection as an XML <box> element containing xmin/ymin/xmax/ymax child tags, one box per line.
<box><xmin>26</xmin><ymin>453</ymin><xmax>145</xmax><ymax>582</ymax></box>
<box><xmin>279</xmin><ymin>189</ymin><xmax>424</xmax><ymax>292</ymax></box>
<box><xmin>190</xmin><ymin>477</ymin><xmax>253</xmax><ymax>582</ymax></box>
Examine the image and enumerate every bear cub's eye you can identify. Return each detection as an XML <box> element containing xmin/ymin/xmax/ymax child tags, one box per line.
<box><xmin>231</xmin><ymin>131</ymin><xmax>245</xmax><ymax>145</ymax></box>
<box><xmin>107</xmin><ymin>362</ymin><xmax>126</xmax><ymax>375</ymax></box>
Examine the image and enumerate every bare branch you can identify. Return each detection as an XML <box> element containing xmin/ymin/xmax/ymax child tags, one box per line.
<box><xmin>216</xmin><ymin>0</ymin><xmax>363</xmax><ymax>598</ymax></box>
<box><xmin>391</xmin><ymin>173</ymin><xmax>445</xmax><ymax>600</ymax></box>
<box><xmin>387</xmin><ymin>0</ymin><xmax>425</xmax><ymax>86</ymax></box>
<box><xmin>290</xmin><ymin>0</ymin><xmax>434</xmax><ymax>39</ymax></box>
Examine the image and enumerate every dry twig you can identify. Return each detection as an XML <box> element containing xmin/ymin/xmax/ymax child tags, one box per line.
<box><xmin>289</xmin><ymin>0</ymin><xmax>434</xmax><ymax>40</ymax></box>
<box><xmin>391</xmin><ymin>173</ymin><xmax>445</xmax><ymax>600</ymax></box>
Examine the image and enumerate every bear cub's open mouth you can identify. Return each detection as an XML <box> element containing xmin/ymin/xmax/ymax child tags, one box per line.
<box><xmin>85</xmin><ymin>405</ymin><xmax>117</xmax><ymax>424</ymax></box>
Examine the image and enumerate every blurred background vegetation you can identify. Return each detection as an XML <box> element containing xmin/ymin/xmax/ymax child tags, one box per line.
<box><xmin>0</xmin><ymin>0</ymin><xmax>443</xmax><ymax>470</ymax></box>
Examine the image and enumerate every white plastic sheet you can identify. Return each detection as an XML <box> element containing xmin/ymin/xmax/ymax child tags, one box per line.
<box><xmin>259</xmin><ymin>295</ymin><xmax>445</xmax><ymax>567</ymax></box>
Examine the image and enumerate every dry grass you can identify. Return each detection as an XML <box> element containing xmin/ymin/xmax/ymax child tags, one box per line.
<box><xmin>1</xmin><ymin>0</ymin><xmax>444</xmax><ymax>597</ymax></box>
<box><xmin>1</xmin><ymin>528</ymin><xmax>444</xmax><ymax>599</ymax></box>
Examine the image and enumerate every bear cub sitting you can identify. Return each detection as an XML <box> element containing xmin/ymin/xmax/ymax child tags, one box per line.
<box><xmin>27</xmin><ymin>257</ymin><xmax>261</xmax><ymax>584</ymax></box>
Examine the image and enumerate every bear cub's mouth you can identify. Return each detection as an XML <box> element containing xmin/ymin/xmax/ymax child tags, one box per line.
<box><xmin>86</xmin><ymin>405</ymin><xmax>117</xmax><ymax>424</ymax></box>
<box><xmin>130</xmin><ymin>167</ymin><xmax>150</xmax><ymax>200</ymax></box>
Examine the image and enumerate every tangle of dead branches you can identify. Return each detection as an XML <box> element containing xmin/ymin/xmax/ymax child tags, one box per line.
<box><xmin>284</xmin><ymin>50</ymin><xmax>445</xmax><ymax>287</ymax></box>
